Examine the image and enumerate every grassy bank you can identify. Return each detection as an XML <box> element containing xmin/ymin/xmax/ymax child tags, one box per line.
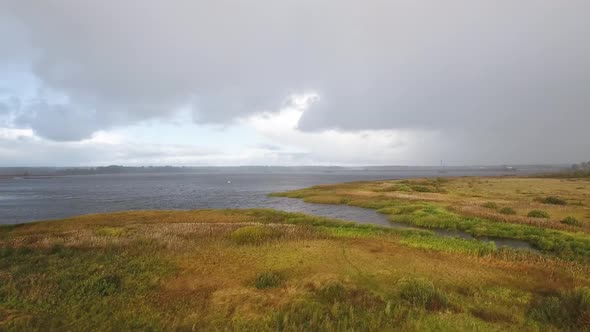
<box><xmin>1</xmin><ymin>209</ymin><xmax>589</xmax><ymax>330</ymax></box>
<box><xmin>272</xmin><ymin>176</ymin><xmax>590</xmax><ymax>262</ymax></box>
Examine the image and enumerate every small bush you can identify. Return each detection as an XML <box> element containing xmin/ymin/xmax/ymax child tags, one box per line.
<box><xmin>528</xmin><ymin>210</ymin><xmax>550</xmax><ymax>219</ymax></box>
<box><xmin>379</xmin><ymin>184</ymin><xmax>412</xmax><ymax>192</ymax></box>
<box><xmin>528</xmin><ymin>287</ymin><xmax>590</xmax><ymax>328</ymax></box>
<box><xmin>561</xmin><ymin>216</ymin><xmax>581</xmax><ymax>227</ymax></box>
<box><xmin>471</xmin><ymin>306</ymin><xmax>516</xmax><ymax>323</ymax></box>
<box><xmin>541</xmin><ymin>196</ymin><xmax>567</xmax><ymax>205</ymax></box>
<box><xmin>254</xmin><ymin>271</ymin><xmax>282</xmax><ymax>289</ymax></box>
<box><xmin>230</xmin><ymin>226</ymin><xmax>280</xmax><ymax>245</ymax></box>
<box><xmin>499</xmin><ymin>207</ymin><xmax>516</xmax><ymax>215</ymax></box>
<box><xmin>397</xmin><ymin>278</ymin><xmax>449</xmax><ymax>311</ymax></box>
<box><xmin>412</xmin><ymin>185</ymin><xmax>435</xmax><ymax>193</ymax></box>
<box><xmin>482</xmin><ymin>202</ymin><xmax>499</xmax><ymax>209</ymax></box>
<box><xmin>94</xmin><ymin>274</ymin><xmax>121</xmax><ymax>296</ymax></box>
<box><xmin>316</xmin><ymin>281</ymin><xmax>347</xmax><ymax>303</ymax></box>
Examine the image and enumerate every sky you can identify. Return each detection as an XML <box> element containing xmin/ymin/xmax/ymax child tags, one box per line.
<box><xmin>0</xmin><ymin>0</ymin><xmax>588</xmax><ymax>167</ymax></box>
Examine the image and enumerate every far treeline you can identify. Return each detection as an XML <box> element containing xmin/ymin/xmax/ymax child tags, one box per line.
<box><xmin>536</xmin><ymin>160</ymin><xmax>590</xmax><ymax>178</ymax></box>
<box><xmin>555</xmin><ymin>161</ymin><xmax>590</xmax><ymax>178</ymax></box>
<box><xmin>571</xmin><ymin>161</ymin><xmax>590</xmax><ymax>171</ymax></box>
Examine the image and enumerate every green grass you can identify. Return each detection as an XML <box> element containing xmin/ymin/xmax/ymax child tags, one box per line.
<box><xmin>0</xmin><ymin>244</ymin><xmax>175</xmax><ymax>330</ymax></box>
<box><xmin>272</xmin><ymin>177</ymin><xmax>590</xmax><ymax>262</ymax></box>
<box><xmin>1</xmin><ymin>180</ymin><xmax>590</xmax><ymax>331</ymax></box>
<box><xmin>390</xmin><ymin>204</ymin><xmax>590</xmax><ymax>259</ymax></box>
<box><xmin>254</xmin><ymin>271</ymin><xmax>282</xmax><ymax>289</ymax></box>
<box><xmin>397</xmin><ymin>277</ymin><xmax>450</xmax><ymax>311</ymax></box>
<box><xmin>471</xmin><ymin>306</ymin><xmax>516</xmax><ymax>324</ymax></box>
<box><xmin>537</xmin><ymin>196</ymin><xmax>568</xmax><ymax>205</ymax></box>
<box><xmin>528</xmin><ymin>287</ymin><xmax>590</xmax><ymax>329</ymax></box>
<box><xmin>562</xmin><ymin>216</ymin><xmax>581</xmax><ymax>227</ymax></box>
<box><xmin>230</xmin><ymin>225</ymin><xmax>281</xmax><ymax>245</ymax></box>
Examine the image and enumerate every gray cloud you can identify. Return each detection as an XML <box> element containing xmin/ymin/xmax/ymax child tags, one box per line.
<box><xmin>2</xmin><ymin>1</ymin><xmax>589</xmax><ymax>163</ymax></box>
<box><xmin>0</xmin><ymin>97</ymin><xmax>19</xmax><ymax>126</ymax></box>
<box><xmin>256</xmin><ymin>144</ymin><xmax>282</xmax><ymax>151</ymax></box>
<box><xmin>0</xmin><ymin>134</ymin><xmax>219</xmax><ymax>167</ymax></box>
<box><xmin>0</xmin><ymin>102</ymin><xmax>9</xmax><ymax>115</ymax></box>
<box><xmin>14</xmin><ymin>101</ymin><xmax>102</xmax><ymax>141</ymax></box>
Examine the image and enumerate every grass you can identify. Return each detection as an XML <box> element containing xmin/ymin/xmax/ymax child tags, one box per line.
<box><xmin>539</xmin><ymin>196</ymin><xmax>568</xmax><ymax>205</ymax></box>
<box><xmin>397</xmin><ymin>277</ymin><xmax>450</xmax><ymax>311</ymax></box>
<box><xmin>528</xmin><ymin>210</ymin><xmax>551</xmax><ymax>219</ymax></box>
<box><xmin>528</xmin><ymin>287</ymin><xmax>590</xmax><ymax>329</ymax></box>
<box><xmin>499</xmin><ymin>207</ymin><xmax>516</xmax><ymax>215</ymax></box>
<box><xmin>1</xmin><ymin>209</ymin><xmax>590</xmax><ymax>330</ymax></box>
<box><xmin>482</xmin><ymin>202</ymin><xmax>499</xmax><ymax>209</ymax></box>
<box><xmin>95</xmin><ymin>226</ymin><xmax>127</xmax><ymax>237</ymax></box>
<box><xmin>254</xmin><ymin>271</ymin><xmax>282</xmax><ymax>289</ymax></box>
<box><xmin>230</xmin><ymin>225</ymin><xmax>281</xmax><ymax>245</ymax></box>
<box><xmin>562</xmin><ymin>216</ymin><xmax>581</xmax><ymax>227</ymax></box>
<box><xmin>273</xmin><ymin>176</ymin><xmax>590</xmax><ymax>262</ymax></box>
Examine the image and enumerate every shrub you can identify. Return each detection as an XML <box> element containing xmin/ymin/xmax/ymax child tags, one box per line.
<box><xmin>230</xmin><ymin>226</ymin><xmax>280</xmax><ymax>245</ymax></box>
<box><xmin>528</xmin><ymin>210</ymin><xmax>550</xmax><ymax>219</ymax></box>
<box><xmin>499</xmin><ymin>207</ymin><xmax>516</xmax><ymax>215</ymax></box>
<box><xmin>482</xmin><ymin>202</ymin><xmax>499</xmax><ymax>209</ymax></box>
<box><xmin>94</xmin><ymin>274</ymin><xmax>122</xmax><ymax>296</ymax></box>
<box><xmin>397</xmin><ymin>278</ymin><xmax>449</xmax><ymax>311</ymax></box>
<box><xmin>471</xmin><ymin>306</ymin><xmax>516</xmax><ymax>323</ymax></box>
<box><xmin>412</xmin><ymin>185</ymin><xmax>435</xmax><ymax>193</ymax></box>
<box><xmin>316</xmin><ymin>281</ymin><xmax>348</xmax><ymax>303</ymax></box>
<box><xmin>561</xmin><ymin>216</ymin><xmax>581</xmax><ymax>227</ymax></box>
<box><xmin>254</xmin><ymin>271</ymin><xmax>282</xmax><ymax>289</ymax></box>
<box><xmin>528</xmin><ymin>287</ymin><xmax>590</xmax><ymax>328</ymax></box>
<box><xmin>541</xmin><ymin>196</ymin><xmax>567</xmax><ymax>205</ymax></box>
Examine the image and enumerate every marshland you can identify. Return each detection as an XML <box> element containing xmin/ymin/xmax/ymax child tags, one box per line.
<box><xmin>4</xmin><ymin>2</ymin><xmax>590</xmax><ymax>331</ymax></box>
<box><xmin>1</xmin><ymin>173</ymin><xmax>589</xmax><ymax>331</ymax></box>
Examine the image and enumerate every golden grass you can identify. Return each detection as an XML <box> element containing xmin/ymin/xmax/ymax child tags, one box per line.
<box><xmin>280</xmin><ymin>176</ymin><xmax>590</xmax><ymax>233</ymax></box>
<box><xmin>1</xmin><ymin>207</ymin><xmax>590</xmax><ymax>329</ymax></box>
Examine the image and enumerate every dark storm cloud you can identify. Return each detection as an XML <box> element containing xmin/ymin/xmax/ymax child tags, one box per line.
<box><xmin>2</xmin><ymin>0</ymin><xmax>589</xmax><ymax>162</ymax></box>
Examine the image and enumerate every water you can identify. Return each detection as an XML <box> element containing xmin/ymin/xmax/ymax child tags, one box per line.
<box><xmin>0</xmin><ymin>169</ymin><xmax>536</xmax><ymax>250</ymax></box>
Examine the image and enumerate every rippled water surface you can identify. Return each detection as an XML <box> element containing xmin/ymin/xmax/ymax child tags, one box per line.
<box><xmin>0</xmin><ymin>169</ymin><xmax>525</xmax><ymax>225</ymax></box>
<box><xmin>1</xmin><ymin>169</ymin><xmax>539</xmax><ymax>249</ymax></box>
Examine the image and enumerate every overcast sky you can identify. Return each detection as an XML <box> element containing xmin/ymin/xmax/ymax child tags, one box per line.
<box><xmin>1</xmin><ymin>1</ymin><xmax>588</xmax><ymax>166</ymax></box>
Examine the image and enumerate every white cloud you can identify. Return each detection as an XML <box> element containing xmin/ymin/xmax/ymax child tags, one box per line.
<box><xmin>0</xmin><ymin>95</ymin><xmax>441</xmax><ymax>166</ymax></box>
<box><xmin>0</xmin><ymin>128</ymin><xmax>35</xmax><ymax>140</ymax></box>
<box><xmin>243</xmin><ymin>94</ymin><xmax>440</xmax><ymax>165</ymax></box>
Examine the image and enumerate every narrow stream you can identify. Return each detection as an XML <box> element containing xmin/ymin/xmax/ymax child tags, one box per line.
<box><xmin>267</xmin><ymin>196</ymin><xmax>536</xmax><ymax>251</ymax></box>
